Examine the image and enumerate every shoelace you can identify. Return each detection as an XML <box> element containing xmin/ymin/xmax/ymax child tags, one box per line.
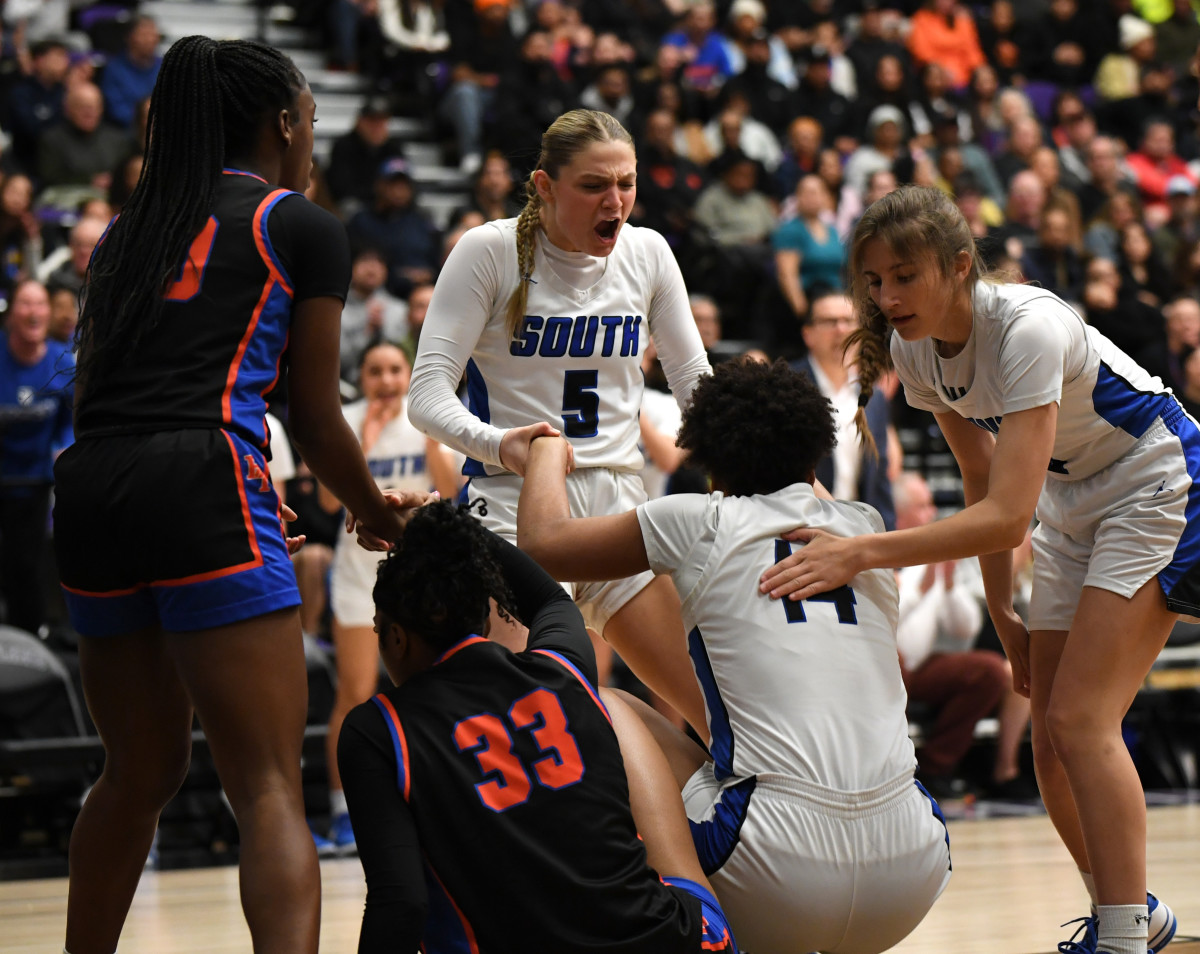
<box><xmin>1058</xmin><ymin>915</ymin><xmax>1098</xmax><ymax>954</ymax></box>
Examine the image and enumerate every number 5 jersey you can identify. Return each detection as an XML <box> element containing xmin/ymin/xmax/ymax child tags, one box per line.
<box><xmin>407</xmin><ymin>218</ymin><xmax>711</xmax><ymax>477</ymax></box>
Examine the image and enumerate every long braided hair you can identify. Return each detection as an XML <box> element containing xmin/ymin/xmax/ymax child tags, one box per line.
<box><xmin>504</xmin><ymin>109</ymin><xmax>634</xmax><ymax>338</ymax></box>
<box><xmin>847</xmin><ymin>185</ymin><xmax>991</xmax><ymax>453</ymax></box>
<box><xmin>75</xmin><ymin>36</ymin><xmax>305</xmax><ymax>398</ymax></box>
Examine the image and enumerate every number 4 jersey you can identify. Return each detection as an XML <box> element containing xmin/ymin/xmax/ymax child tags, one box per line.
<box><xmin>637</xmin><ymin>484</ymin><xmax>916</xmax><ymax>792</ymax></box>
<box><xmin>407</xmin><ymin>217</ymin><xmax>711</xmax><ymax>477</ymax></box>
<box><xmin>75</xmin><ymin>170</ymin><xmax>351</xmax><ymax>453</ymax></box>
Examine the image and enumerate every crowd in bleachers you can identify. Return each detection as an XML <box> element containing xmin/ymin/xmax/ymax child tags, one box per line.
<box><xmin>4</xmin><ymin>0</ymin><xmax>1200</xmax><ymax>800</ymax></box>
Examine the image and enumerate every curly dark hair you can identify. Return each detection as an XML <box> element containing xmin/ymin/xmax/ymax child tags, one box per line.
<box><xmin>677</xmin><ymin>359</ymin><xmax>837</xmax><ymax>497</ymax></box>
<box><xmin>372</xmin><ymin>500</ymin><xmax>518</xmax><ymax>653</ymax></box>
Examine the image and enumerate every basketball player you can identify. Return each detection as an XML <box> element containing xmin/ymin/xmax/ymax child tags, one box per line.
<box><xmin>517</xmin><ymin>360</ymin><xmax>952</xmax><ymax>954</ymax></box>
<box><xmin>763</xmin><ymin>186</ymin><xmax>1184</xmax><ymax>954</ymax></box>
<box><xmin>320</xmin><ymin>340</ymin><xmax>459</xmax><ymax>853</ymax></box>
<box><xmin>53</xmin><ymin>37</ymin><xmax>405</xmax><ymax>954</ymax></box>
<box><xmin>406</xmin><ymin>108</ymin><xmax>712</xmax><ymax>734</ymax></box>
<box><xmin>337</xmin><ymin>497</ymin><xmax>738</xmax><ymax>954</ymax></box>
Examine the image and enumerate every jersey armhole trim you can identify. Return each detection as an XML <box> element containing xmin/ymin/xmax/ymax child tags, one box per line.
<box><xmin>532</xmin><ymin>649</ymin><xmax>611</xmax><ymax>723</ymax></box>
<box><xmin>252</xmin><ymin>189</ymin><xmax>296</xmax><ymax>297</ymax></box>
<box><xmin>370</xmin><ymin>693</ymin><xmax>411</xmax><ymax>800</ymax></box>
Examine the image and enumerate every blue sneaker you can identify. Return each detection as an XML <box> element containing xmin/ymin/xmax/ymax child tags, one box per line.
<box><xmin>1058</xmin><ymin>894</ymin><xmax>1176</xmax><ymax>954</ymax></box>
<box><xmin>329</xmin><ymin>811</ymin><xmax>356</xmax><ymax>855</ymax></box>
<box><xmin>311</xmin><ymin>824</ymin><xmax>338</xmax><ymax>858</ymax></box>
<box><xmin>1147</xmin><ymin>893</ymin><xmax>1177</xmax><ymax>953</ymax></box>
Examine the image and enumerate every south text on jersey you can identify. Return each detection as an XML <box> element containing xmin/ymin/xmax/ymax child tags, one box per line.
<box><xmin>510</xmin><ymin>315</ymin><xmax>643</xmax><ymax>359</ymax></box>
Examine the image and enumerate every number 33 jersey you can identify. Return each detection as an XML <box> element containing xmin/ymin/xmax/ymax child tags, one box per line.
<box><xmin>367</xmin><ymin>637</ymin><xmax>708</xmax><ymax>954</ymax></box>
<box><xmin>75</xmin><ymin>170</ymin><xmax>351</xmax><ymax>453</ymax></box>
<box><xmin>637</xmin><ymin>484</ymin><xmax>915</xmax><ymax>792</ymax></box>
<box><xmin>408</xmin><ymin>218</ymin><xmax>711</xmax><ymax>476</ymax></box>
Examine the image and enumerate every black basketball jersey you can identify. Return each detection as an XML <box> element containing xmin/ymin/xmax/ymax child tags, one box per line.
<box><xmin>76</xmin><ymin>169</ymin><xmax>350</xmax><ymax>451</ymax></box>
<box><xmin>339</xmin><ymin>538</ymin><xmax>707</xmax><ymax>954</ymax></box>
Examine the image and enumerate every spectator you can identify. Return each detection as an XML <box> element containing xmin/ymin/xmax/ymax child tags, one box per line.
<box><xmin>1077</xmin><ymin>135</ymin><xmax>1137</xmax><ymax>224</ymax></box>
<box><xmin>0</xmin><ymin>279</ymin><xmax>73</xmax><ymax>636</ymax></box>
<box><xmin>1081</xmin><ymin>253</ymin><xmax>1165</xmax><ymax>358</ymax></box>
<box><xmin>46</xmin><ymin>282</ymin><xmax>77</xmax><ymax>346</ymax></box>
<box><xmin>107</xmin><ymin>152</ymin><xmax>144</xmax><ymax>211</ymax></box>
<box><xmin>400</xmin><ymin>281</ymin><xmax>433</xmax><ymax>355</ymax></box>
<box><xmin>720</xmin><ymin>27</ymin><xmax>793</xmax><ymax>137</ymax></box>
<box><xmin>6</xmin><ymin>38</ymin><xmax>69</xmax><ymax>171</ymax></box>
<box><xmin>846</xmin><ymin>0</ymin><xmax>911</xmax><ymax>93</ymax></box>
<box><xmin>1125</xmin><ymin>117</ymin><xmax>1196</xmax><ymax>228</ymax></box>
<box><xmin>1094</xmin><ymin>14</ymin><xmax>1156</xmax><ymax>102</ymax></box>
<box><xmin>907</xmin><ymin>0</ymin><xmax>986</xmax><ymax>90</ymax></box>
<box><xmin>990</xmin><ymin>169</ymin><xmax>1045</xmax><ymax>261</ymax></box>
<box><xmin>1051</xmin><ymin>96</ymin><xmax>1097</xmax><ymax>189</ymax></box>
<box><xmin>774</xmin><ymin>116</ymin><xmax>823</xmax><ymax>198</ymax></box>
<box><xmin>634</xmin><ymin>108</ymin><xmax>706</xmax><ymax>246</ymax></box>
<box><xmin>0</xmin><ymin>173</ymin><xmax>44</xmax><ymax>293</ymax></box>
<box><xmin>1029</xmin><ymin>147</ymin><xmax>1083</xmax><ymax>229</ymax></box>
<box><xmin>893</xmin><ymin>472</ymin><xmax>1035</xmax><ymax>802</ymax></box>
<box><xmin>1026</xmin><ymin>0</ymin><xmax>1106</xmax><ymax>88</ymax></box>
<box><xmin>965</xmin><ymin>64</ymin><xmax>1007</xmax><ymax>154</ymax></box>
<box><xmin>39</xmin><ymin>215</ymin><xmax>105</xmax><ymax>296</ymax></box>
<box><xmin>930</xmin><ymin>108</ymin><xmax>1005</xmax><ymax>204</ymax></box>
<box><xmin>702</xmin><ymin>98</ymin><xmax>781</xmax><ymax>174</ymax></box>
<box><xmin>693</xmin><ymin>148</ymin><xmax>776</xmax><ymax>248</ymax></box>
<box><xmin>912</xmin><ymin>63</ymin><xmax>965</xmax><ymax>148</ymax></box>
<box><xmin>37</xmin><ymin>82</ymin><xmax>131</xmax><ymax>189</ymax></box>
<box><xmin>1137</xmin><ymin>294</ymin><xmax>1200</xmax><ymax>392</ymax></box>
<box><xmin>346</xmin><ymin>158</ymin><xmax>440</xmax><ymax>299</ymax></box>
<box><xmin>992</xmin><ymin>114</ymin><xmax>1043</xmax><ymax>189</ymax></box>
<box><xmin>790</xmin><ymin>290</ymin><xmax>895</xmax><ymax>530</ymax></box>
<box><xmin>844</xmin><ymin>105</ymin><xmax>907</xmax><ymax>198</ymax></box>
<box><xmin>661</xmin><ymin>0</ymin><xmax>733</xmax><ymax>96</ymax></box>
<box><xmin>1019</xmin><ymin>204</ymin><xmax>1085</xmax><ymax>303</ymax></box>
<box><xmin>99</xmin><ymin>15</ymin><xmax>161</xmax><ymax>129</ymax></box>
<box><xmin>1118</xmin><ymin>220</ymin><xmax>1174</xmax><ymax>308</ymax></box>
<box><xmin>722</xmin><ymin>0</ymin><xmax>796</xmax><ymax>91</ymax></box>
<box><xmin>790</xmin><ymin>43</ymin><xmax>858</xmax><ymax>155</ymax></box>
<box><xmin>493</xmin><ymin>29</ymin><xmax>578</xmax><ymax>174</ymax></box>
<box><xmin>858</xmin><ymin>53</ymin><xmax>922</xmax><ymax>148</ymax></box>
<box><xmin>375</xmin><ymin>0</ymin><xmax>450</xmax><ymax>99</ymax></box>
<box><xmin>773</xmin><ymin>174</ymin><xmax>844</xmax><ymax>321</ymax></box>
<box><xmin>1152</xmin><ymin>175</ymin><xmax>1199</xmax><ymax>269</ymax></box>
<box><xmin>976</xmin><ymin>0</ymin><xmax>1026</xmax><ymax>85</ymax></box>
<box><xmin>326</xmin><ymin>96</ymin><xmax>405</xmax><ymax>212</ymax></box>
<box><xmin>453</xmin><ymin>151</ymin><xmax>521</xmax><ymax>223</ymax></box>
<box><xmin>579</xmin><ymin>64</ymin><xmax>636</xmax><ymax>127</ymax></box>
<box><xmin>440</xmin><ymin>0</ymin><xmax>519</xmax><ymax>173</ymax></box>
<box><xmin>1154</xmin><ymin>0</ymin><xmax>1200</xmax><ymax>77</ymax></box>
<box><xmin>690</xmin><ymin>291</ymin><xmax>722</xmax><ymax>351</ymax></box>
<box><xmin>339</xmin><ymin>248</ymin><xmax>410</xmax><ymax>385</ymax></box>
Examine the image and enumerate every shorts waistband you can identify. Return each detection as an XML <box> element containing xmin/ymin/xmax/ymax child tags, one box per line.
<box><xmin>751</xmin><ymin>770</ymin><xmax>916</xmax><ymax>818</ymax></box>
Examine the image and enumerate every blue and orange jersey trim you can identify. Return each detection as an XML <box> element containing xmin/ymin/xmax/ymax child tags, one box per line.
<box><xmin>252</xmin><ymin>189</ymin><xmax>295</xmax><ymax>296</ymax></box>
<box><xmin>434</xmin><ymin>635</ymin><xmax>487</xmax><ymax>666</ymax></box>
<box><xmin>371</xmin><ymin>692</ymin><xmax>412</xmax><ymax>801</ymax></box>
<box><xmin>532</xmin><ymin>649</ymin><xmax>610</xmax><ymax>722</ymax></box>
<box><xmin>423</xmin><ymin>861</ymin><xmax>482</xmax><ymax>954</ymax></box>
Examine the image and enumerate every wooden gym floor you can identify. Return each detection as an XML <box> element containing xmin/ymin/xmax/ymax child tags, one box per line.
<box><xmin>5</xmin><ymin>801</ymin><xmax>1199</xmax><ymax>953</ymax></box>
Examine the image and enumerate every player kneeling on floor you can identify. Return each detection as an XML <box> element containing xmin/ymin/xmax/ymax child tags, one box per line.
<box><xmin>337</xmin><ymin>495</ymin><xmax>737</xmax><ymax>954</ymax></box>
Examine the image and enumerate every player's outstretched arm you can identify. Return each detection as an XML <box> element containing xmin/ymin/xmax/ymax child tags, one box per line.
<box><xmin>518</xmin><ymin>436</ymin><xmax>651</xmax><ymax>582</ymax></box>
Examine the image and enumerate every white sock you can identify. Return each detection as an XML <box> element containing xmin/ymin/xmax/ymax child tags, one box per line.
<box><xmin>1096</xmin><ymin>903</ymin><xmax>1149</xmax><ymax>954</ymax></box>
<box><xmin>1080</xmin><ymin>870</ymin><xmax>1099</xmax><ymax>909</ymax></box>
<box><xmin>329</xmin><ymin>788</ymin><xmax>348</xmax><ymax>818</ymax></box>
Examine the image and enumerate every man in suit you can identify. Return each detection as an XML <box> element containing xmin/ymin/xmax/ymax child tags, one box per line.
<box><xmin>790</xmin><ymin>289</ymin><xmax>895</xmax><ymax>529</ymax></box>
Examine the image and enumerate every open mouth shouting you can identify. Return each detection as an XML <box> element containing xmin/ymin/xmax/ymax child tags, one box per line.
<box><xmin>595</xmin><ymin>217</ymin><xmax>621</xmax><ymax>245</ymax></box>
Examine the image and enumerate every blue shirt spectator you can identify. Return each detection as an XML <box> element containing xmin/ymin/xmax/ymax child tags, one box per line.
<box><xmin>346</xmin><ymin>159</ymin><xmax>440</xmax><ymax>298</ymax></box>
<box><xmin>100</xmin><ymin>16</ymin><xmax>163</xmax><ymax>129</ymax></box>
<box><xmin>6</xmin><ymin>39</ymin><xmax>70</xmax><ymax>172</ymax></box>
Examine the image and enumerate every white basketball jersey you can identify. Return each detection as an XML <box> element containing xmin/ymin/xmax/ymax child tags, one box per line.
<box><xmin>636</xmin><ymin>485</ymin><xmax>915</xmax><ymax>792</ymax></box>
<box><xmin>341</xmin><ymin>399</ymin><xmax>431</xmax><ymax>493</ymax></box>
<box><xmin>891</xmin><ymin>281</ymin><xmax>1178</xmax><ymax>481</ymax></box>
<box><xmin>409</xmin><ymin>219</ymin><xmax>710</xmax><ymax>476</ymax></box>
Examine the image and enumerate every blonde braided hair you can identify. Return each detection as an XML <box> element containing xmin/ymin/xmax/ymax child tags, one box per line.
<box><xmin>504</xmin><ymin>109</ymin><xmax>635</xmax><ymax>337</ymax></box>
<box><xmin>847</xmin><ymin>185</ymin><xmax>991</xmax><ymax>454</ymax></box>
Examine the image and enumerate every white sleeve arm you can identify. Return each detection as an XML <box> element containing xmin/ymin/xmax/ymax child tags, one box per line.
<box><xmin>645</xmin><ymin>231</ymin><xmax>712</xmax><ymax>411</ymax></box>
<box><xmin>407</xmin><ymin>226</ymin><xmax>508</xmax><ymax>468</ymax></box>
<box><xmin>896</xmin><ymin>567</ymin><xmax>939</xmax><ymax>670</ymax></box>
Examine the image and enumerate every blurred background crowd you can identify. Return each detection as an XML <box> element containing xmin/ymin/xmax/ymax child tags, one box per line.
<box><xmin>5</xmin><ymin>0</ymin><xmax>1200</xmax><ymax>820</ymax></box>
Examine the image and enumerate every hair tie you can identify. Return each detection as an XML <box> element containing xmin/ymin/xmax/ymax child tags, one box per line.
<box><xmin>858</xmin><ymin>391</ymin><xmax>871</xmax><ymax>408</ymax></box>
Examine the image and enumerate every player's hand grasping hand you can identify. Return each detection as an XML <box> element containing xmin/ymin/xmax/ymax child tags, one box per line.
<box><xmin>499</xmin><ymin>421</ymin><xmax>566</xmax><ymax>477</ymax></box>
<box><xmin>350</xmin><ymin>489</ymin><xmax>440</xmax><ymax>551</ymax></box>
<box><xmin>759</xmin><ymin>527</ymin><xmax>861</xmax><ymax>601</ymax></box>
<box><xmin>281</xmin><ymin>503</ymin><xmax>306</xmax><ymax>555</ymax></box>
